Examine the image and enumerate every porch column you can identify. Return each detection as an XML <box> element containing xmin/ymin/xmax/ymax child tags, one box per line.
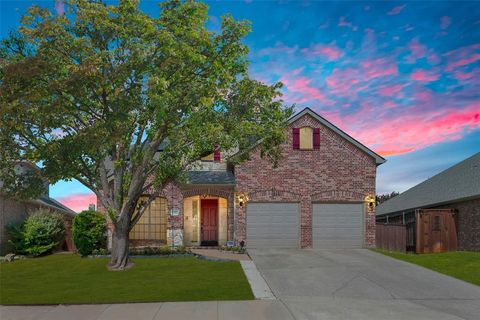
<box><xmin>227</xmin><ymin>192</ymin><xmax>235</xmax><ymax>242</ymax></box>
<box><xmin>165</xmin><ymin>183</ymin><xmax>184</xmax><ymax>247</ymax></box>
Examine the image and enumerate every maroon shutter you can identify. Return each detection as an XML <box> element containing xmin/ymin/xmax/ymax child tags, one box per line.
<box><xmin>213</xmin><ymin>145</ymin><xmax>221</xmax><ymax>162</ymax></box>
<box><xmin>313</xmin><ymin>128</ymin><xmax>320</xmax><ymax>149</ymax></box>
<box><xmin>292</xmin><ymin>128</ymin><xmax>300</xmax><ymax>149</ymax></box>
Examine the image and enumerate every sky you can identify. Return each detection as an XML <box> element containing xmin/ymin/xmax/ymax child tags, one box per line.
<box><xmin>1</xmin><ymin>1</ymin><xmax>479</xmax><ymax>212</ymax></box>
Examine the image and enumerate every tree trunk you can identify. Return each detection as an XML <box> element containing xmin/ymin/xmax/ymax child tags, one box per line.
<box><xmin>108</xmin><ymin>214</ymin><xmax>133</xmax><ymax>271</ymax></box>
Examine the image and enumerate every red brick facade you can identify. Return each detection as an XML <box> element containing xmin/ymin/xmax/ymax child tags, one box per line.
<box><xmin>235</xmin><ymin>113</ymin><xmax>378</xmax><ymax>248</ymax></box>
<box><xmin>101</xmin><ymin>109</ymin><xmax>381</xmax><ymax>249</ymax></box>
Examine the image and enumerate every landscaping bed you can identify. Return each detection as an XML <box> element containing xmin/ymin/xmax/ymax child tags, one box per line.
<box><xmin>0</xmin><ymin>254</ymin><xmax>254</xmax><ymax>305</ymax></box>
<box><xmin>373</xmin><ymin>249</ymin><xmax>480</xmax><ymax>286</ymax></box>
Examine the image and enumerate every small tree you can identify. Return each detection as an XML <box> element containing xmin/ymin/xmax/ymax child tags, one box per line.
<box><xmin>73</xmin><ymin>210</ymin><xmax>106</xmax><ymax>256</ymax></box>
<box><xmin>0</xmin><ymin>0</ymin><xmax>292</xmax><ymax>269</ymax></box>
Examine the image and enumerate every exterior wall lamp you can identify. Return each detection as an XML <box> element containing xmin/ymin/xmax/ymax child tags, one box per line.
<box><xmin>236</xmin><ymin>192</ymin><xmax>249</xmax><ymax>208</ymax></box>
<box><xmin>365</xmin><ymin>194</ymin><xmax>376</xmax><ymax>214</ymax></box>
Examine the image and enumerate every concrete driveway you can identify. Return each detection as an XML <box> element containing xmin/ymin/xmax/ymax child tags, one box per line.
<box><xmin>249</xmin><ymin>249</ymin><xmax>480</xmax><ymax>320</ymax></box>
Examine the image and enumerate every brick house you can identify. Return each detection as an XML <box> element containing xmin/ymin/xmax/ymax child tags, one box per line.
<box><xmin>0</xmin><ymin>162</ymin><xmax>77</xmax><ymax>254</ymax></box>
<box><xmin>103</xmin><ymin>108</ymin><xmax>386</xmax><ymax>249</ymax></box>
<box><xmin>377</xmin><ymin>152</ymin><xmax>480</xmax><ymax>252</ymax></box>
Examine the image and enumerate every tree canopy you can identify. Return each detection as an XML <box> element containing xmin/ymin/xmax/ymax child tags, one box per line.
<box><xmin>0</xmin><ymin>0</ymin><xmax>292</xmax><ymax>269</ymax></box>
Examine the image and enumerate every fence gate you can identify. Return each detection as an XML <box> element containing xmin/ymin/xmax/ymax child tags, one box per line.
<box><xmin>416</xmin><ymin>209</ymin><xmax>457</xmax><ymax>253</ymax></box>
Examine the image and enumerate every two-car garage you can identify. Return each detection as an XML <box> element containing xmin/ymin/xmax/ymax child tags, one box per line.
<box><xmin>246</xmin><ymin>202</ymin><xmax>364</xmax><ymax>249</ymax></box>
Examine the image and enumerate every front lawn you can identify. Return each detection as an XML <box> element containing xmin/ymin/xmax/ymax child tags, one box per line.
<box><xmin>373</xmin><ymin>249</ymin><xmax>480</xmax><ymax>286</ymax></box>
<box><xmin>0</xmin><ymin>254</ymin><xmax>254</xmax><ymax>305</ymax></box>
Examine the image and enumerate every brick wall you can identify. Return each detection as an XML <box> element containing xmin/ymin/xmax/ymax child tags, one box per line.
<box><xmin>433</xmin><ymin>198</ymin><xmax>480</xmax><ymax>251</ymax></box>
<box><xmin>235</xmin><ymin>113</ymin><xmax>377</xmax><ymax>248</ymax></box>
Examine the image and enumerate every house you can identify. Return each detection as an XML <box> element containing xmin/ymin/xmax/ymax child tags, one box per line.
<box><xmin>102</xmin><ymin>107</ymin><xmax>386</xmax><ymax>250</ymax></box>
<box><xmin>0</xmin><ymin>162</ymin><xmax>77</xmax><ymax>255</ymax></box>
<box><xmin>376</xmin><ymin>152</ymin><xmax>480</xmax><ymax>252</ymax></box>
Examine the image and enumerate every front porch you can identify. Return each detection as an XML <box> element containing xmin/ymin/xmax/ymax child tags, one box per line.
<box><xmin>114</xmin><ymin>176</ymin><xmax>236</xmax><ymax>249</ymax></box>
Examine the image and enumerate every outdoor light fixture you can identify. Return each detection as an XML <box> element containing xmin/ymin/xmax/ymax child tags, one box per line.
<box><xmin>365</xmin><ymin>194</ymin><xmax>376</xmax><ymax>212</ymax></box>
<box><xmin>236</xmin><ymin>192</ymin><xmax>249</xmax><ymax>208</ymax></box>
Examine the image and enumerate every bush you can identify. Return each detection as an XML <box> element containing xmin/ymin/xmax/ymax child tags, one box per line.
<box><xmin>6</xmin><ymin>221</ymin><xmax>27</xmax><ymax>254</ymax></box>
<box><xmin>73</xmin><ymin>210</ymin><xmax>106</xmax><ymax>256</ymax></box>
<box><xmin>13</xmin><ymin>209</ymin><xmax>66</xmax><ymax>257</ymax></box>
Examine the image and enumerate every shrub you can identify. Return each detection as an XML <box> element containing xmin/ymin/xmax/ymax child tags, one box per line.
<box><xmin>73</xmin><ymin>210</ymin><xmax>106</xmax><ymax>256</ymax></box>
<box><xmin>6</xmin><ymin>221</ymin><xmax>27</xmax><ymax>254</ymax></box>
<box><xmin>22</xmin><ymin>209</ymin><xmax>66</xmax><ymax>256</ymax></box>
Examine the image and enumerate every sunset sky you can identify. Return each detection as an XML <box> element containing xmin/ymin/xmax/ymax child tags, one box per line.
<box><xmin>1</xmin><ymin>1</ymin><xmax>479</xmax><ymax>212</ymax></box>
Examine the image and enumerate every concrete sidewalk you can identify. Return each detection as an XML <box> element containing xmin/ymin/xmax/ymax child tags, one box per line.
<box><xmin>0</xmin><ymin>300</ymin><xmax>294</xmax><ymax>320</ymax></box>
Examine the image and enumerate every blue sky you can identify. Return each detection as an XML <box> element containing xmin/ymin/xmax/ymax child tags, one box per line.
<box><xmin>1</xmin><ymin>1</ymin><xmax>479</xmax><ymax>211</ymax></box>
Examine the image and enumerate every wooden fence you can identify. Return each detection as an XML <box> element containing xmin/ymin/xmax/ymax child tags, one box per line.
<box><xmin>376</xmin><ymin>224</ymin><xmax>406</xmax><ymax>252</ymax></box>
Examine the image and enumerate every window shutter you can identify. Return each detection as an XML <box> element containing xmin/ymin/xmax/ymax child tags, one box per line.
<box><xmin>213</xmin><ymin>145</ymin><xmax>221</xmax><ymax>162</ymax></box>
<box><xmin>313</xmin><ymin>128</ymin><xmax>320</xmax><ymax>149</ymax></box>
<box><xmin>292</xmin><ymin>128</ymin><xmax>300</xmax><ymax>149</ymax></box>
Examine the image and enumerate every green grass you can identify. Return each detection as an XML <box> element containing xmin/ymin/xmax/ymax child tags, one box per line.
<box><xmin>0</xmin><ymin>254</ymin><xmax>254</xmax><ymax>305</ymax></box>
<box><xmin>372</xmin><ymin>249</ymin><xmax>480</xmax><ymax>286</ymax></box>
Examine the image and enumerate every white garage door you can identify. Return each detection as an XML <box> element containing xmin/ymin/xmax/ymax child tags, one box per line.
<box><xmin>313</xmin><ymin>203</ymin><xmax>364</xmax><ymax>249</ymax></box>
<box><xmin>246</xmin><ymin>203</ymin><xmax>299</xmax><ymax>248</ymax></box>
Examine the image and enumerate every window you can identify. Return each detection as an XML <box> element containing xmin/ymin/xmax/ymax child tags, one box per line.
<box><xmin>293</xmin><ymin>127</ymin><xmax>320</xmax><ymax>150</ymax></box>
<box><xmin>300</xmin><ymin>127</ymin><xmax>313</xmax><ymax>149</ymax></box>
<box><xmin>129</xmin><ymin>197</ymin><xmax>167</xmax><ymax>241</ymax></box>
<box><xmin>201</xmin><ymin>146</ymin><xmax>221</xmax><ymax>162</ymax></box>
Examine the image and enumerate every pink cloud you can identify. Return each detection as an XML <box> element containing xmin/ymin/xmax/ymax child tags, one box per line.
<box><xmin>446</xmin><ymin>53</ymin><xmax>480</xmax><ymax>71</ymax></box>
<box><xmin>387</xmin><ymin>5</ymin><xmax>406</xmax><ymax>15</ymax></box>
<box><xmin>444</xmin><ymin>44</ymin><xmax>480</xmax><ymax>71</ymax></box>
<box><xmin>454</xmin><ymin>70</ymin><xmax>475</xmax><ymax>81</ymax></box>
<box><xmin>282</xmin><ymin>76</ymin><xmax>334</xmax><ymax>105</ymax></box>
<box><xmin>354</xmin><ymin>103</ymin><xmax>480</xmax><ymax>156</ymax></box>
<box><xmin>441</xmin><ymin>16</ymin><xmax>451</xmax><ymax>30</ymax></box>
<box><xmin>301</xmin><ymin>44</ymin><xmax>343</xmax><ymax>60</ymax></box>
<box><xmin>361</xmin><ymin>59</ymin><xmax>398</xmax><ymax>81</ymax></box>
<box><xmin>408</xmin><ymin>38</ymin><xmax>428</xmax><ymax>59</ymax></box>
<box><xmin>411</xmin><ymin>70</ymin><xmax>439</xmax><ymax>82</ymax></box>
<box><xmin>57</xmin><ymin>193</ymin><xmax>97</xmax><ymax>213</ymax></box>
<box><xmin>415</xmin><ymin>89</ymin><xmax>434</xmax><ymax>102</ymax></box>
<box><xmin>378</xmin><ymin>84</ymin><xmax>403</xmax><ymax>97</ymax></box>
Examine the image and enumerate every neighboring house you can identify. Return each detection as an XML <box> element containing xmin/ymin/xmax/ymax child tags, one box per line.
<box><xmin>0</xmin><ymin>162</ymin><xmax>77</xmax><ymax>255</ymax></box>
<box><xmin>101</xmin><ymin>107</ymin><xmax>386</xmax><ymax>250</ymax></box>
<box><xmin>377</xmin><ymin>152</ymin><xmax>480</xmax><ymax>252</ymax></box>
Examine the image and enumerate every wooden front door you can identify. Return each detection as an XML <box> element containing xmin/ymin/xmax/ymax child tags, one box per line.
<box><xmin>201</xmin><ymin>199</ymin><xmax>218</xmax><ymax>246</ymax></box>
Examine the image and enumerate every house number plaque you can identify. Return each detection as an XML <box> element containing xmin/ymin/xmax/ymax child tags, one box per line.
<box><xmin>169</xmin><ymin>208</ymin><xmax>180</xmax><ymax>216</ymax></box>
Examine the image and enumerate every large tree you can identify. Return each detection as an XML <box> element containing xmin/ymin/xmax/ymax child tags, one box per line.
<box><xmin>0</xmin><ymin>0</ymin><xmax>292</xmax><ymax>270</ymax></box>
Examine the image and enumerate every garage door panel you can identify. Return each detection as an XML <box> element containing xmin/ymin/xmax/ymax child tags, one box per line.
<box><xmin>248</xmin><ymin>215</ymin><xmax>298</xmax><ymax>223</ymax></box>
<box><xmin>313</xmin><ymin>203</ymin><xmax>363</xmax><ymax>249</ymax></box>
<box><xmin>247</xmin><ymin>203</ymin><xmax>299</xmax><ymax>249</ymax></box>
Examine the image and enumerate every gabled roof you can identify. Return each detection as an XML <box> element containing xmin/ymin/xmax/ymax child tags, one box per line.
<box><xmin>290</xmin><ymin>108</ymin><xmax>386</xmax><ymax>165</ymax></box>
<box><xmin>37</xmin><ymin>196</ymin><xmax>76</xmax><ymax>216</ymax></box>
<box><xmin>377</xmin><ymin>152</ymin><xmax>480</xmax><ymax>216</ymax></box>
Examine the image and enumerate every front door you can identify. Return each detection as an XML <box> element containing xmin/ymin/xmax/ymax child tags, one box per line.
<box><xmin>201</xmin><ymin>199</ymin><xmax>218</xmax><ymax>246</ymax></box>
